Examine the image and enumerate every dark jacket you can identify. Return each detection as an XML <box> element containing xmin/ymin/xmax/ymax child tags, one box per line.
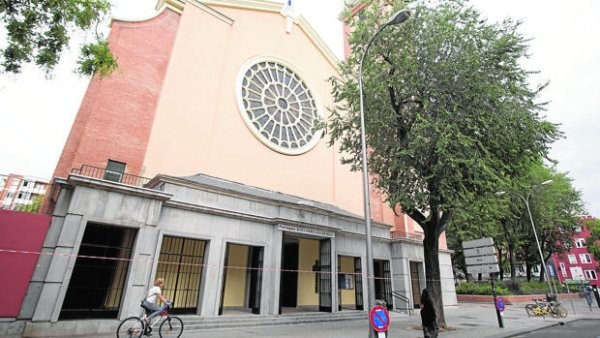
<box><xmin>420</xmin><ymin>300</ymin><xmax>436</xmax><ymax>326</ymax></box>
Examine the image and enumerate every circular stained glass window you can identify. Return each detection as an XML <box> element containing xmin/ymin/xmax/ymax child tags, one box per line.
<box><xmin>236</xmin><ymin>56</ymin><xmax>323</xmax><ymax>155</ymax></box>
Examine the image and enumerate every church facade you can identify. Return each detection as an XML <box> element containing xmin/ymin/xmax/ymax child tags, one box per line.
<box><xmin>19</xmin><ymin>0</ymin><xmax>456</xmax><ymax>329</ymax></box>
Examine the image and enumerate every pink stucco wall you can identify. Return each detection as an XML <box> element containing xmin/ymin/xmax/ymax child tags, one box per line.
<box><xmin>142</xmin><ymin>3</ymin><xmax>364</xmax><ymax>216</ymax></box>
<box><xmin>0</xmin><ymin>210</ymin><xmax>50</xmax><ymax>317</ymax></box>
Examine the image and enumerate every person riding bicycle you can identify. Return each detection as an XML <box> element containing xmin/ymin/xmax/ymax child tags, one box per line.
<box><xmin>142</xmin><ymin>278</ymin><xmax>171</xmax><ymax>325</ymax></box>
<box><xmin>584</xmin><ymin>285</ymin><xmax>594</xmax><ymax>306</ymax></box>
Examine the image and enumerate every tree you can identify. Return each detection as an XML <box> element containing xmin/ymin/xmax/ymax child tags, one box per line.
<box><xmin>582</xmin><ymin>218</ymin><xmax>600</xmax><ymax>270</ymax></box>
<box><xmin>16</xmin><ymin>194</ymin><xmax>44</xmax><ymax>213</ymax></box>
<box><xmin>446</xmin><ymin>194</ymin><xmax>503</xmax><ymax>280</ymax></box>
<box><xmin>495</xmin><ymin>162</ymin><xmax>584</xmax><ymax>282</ymax></box>
<box><xmin>328</xmin><ymin>0</ymin><xmax>562</xmax><ymax>326</ymax></box>
<box><xmin>1</xmin><ymin>0</ymin><xmax>117</xmax><ymax>76</ymax></box>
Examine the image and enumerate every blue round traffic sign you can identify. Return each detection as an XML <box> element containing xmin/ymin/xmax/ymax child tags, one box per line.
<box><xmin>369</xmin><ymin>305</ymin><xmax>390</xmax><ymax>332</ymax></box>
<box><xmin>496</xmin><ymin>297</ymin><xmax>505</xmax><ymax>312</ymax></box>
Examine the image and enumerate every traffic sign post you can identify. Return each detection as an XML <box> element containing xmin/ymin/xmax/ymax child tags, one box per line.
<box><xmin>369</xmin><ymin>305</ymin><xmax>390</xmax><ymax>337</ymax></box>
<box><xmin>496</xmin><ymin>297</ymin><xmax>505</xmax><ymax>312</ymax></box>
<box><xmin>491</xmin><ymin>275</ymin><xmax>504</xmax><ymax>329</ymax></box>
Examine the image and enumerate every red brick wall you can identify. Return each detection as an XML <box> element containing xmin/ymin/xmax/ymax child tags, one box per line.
<box><xmin>51</xmin><ymin>9</ymin><xmax>181</xmax><ymax>180</ymax></box>
<box><xmin>0</xmin><ymin>210</ymin><xmax>51</xmax><ymax>317</ymax></box>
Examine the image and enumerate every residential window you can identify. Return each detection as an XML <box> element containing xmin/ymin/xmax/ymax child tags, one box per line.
<box><xmin>568</xmin><ymin>254</ymin><xmax>577</xmax><ymax>264</ymax></box>
<box><xmin>575</xmin><ymin>238</ymin><xmax>586</xmax><ymax>248</ymax></box>
<box><xmin>103</xmin><ymin>160</ymin><xmax>126</xmax><ymax>183</ymax></box>
<box><xmin>580</xmin><ymin>254</ymin><xmax>592</xmax><ymax>264</ymax></box>
<box><xmin>574</xmin><ymin>225</ymin><xmax>582</xmax><ymax>232</ymax></box>
<box><xmin>533</xmin><ymin>265</ymin><xmax>539</xmax><ymax>273</ymax></box>
<box><xmin>585</xmin><ymin>270</ymin><xmax>598</xmax><ymax>280</ymax></box>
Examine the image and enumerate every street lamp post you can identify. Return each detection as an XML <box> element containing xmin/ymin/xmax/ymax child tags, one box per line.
<box><xmin>496</xmin><ymin>180</ymin><xmax>554</xmax><ymax>295</ymax></box>
<box><xmin>358</xmin><ymin>9</ymin><xmax>410</xmax><ymax>337</ymax></box>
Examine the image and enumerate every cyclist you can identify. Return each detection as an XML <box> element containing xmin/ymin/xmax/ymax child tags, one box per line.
<box><xmin>584</xmin><ymin>285</ymin><xmax>594</xmax><ymax>308</ymax></box>
<box><xmin>142</xmin><ymin>278</ymin><xmax>171</xmax><ymax>327</ymax></box>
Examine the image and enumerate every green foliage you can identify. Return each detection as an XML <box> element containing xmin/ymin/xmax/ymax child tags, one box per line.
<box><xmin>519</xmin><ymin>280</ymin><xmax>551</xmax><ymax>293</ymax></box>
<box><xmin>583</xmin><ymin>218</ymin><xmax>600</xmax><ymax>268</ymax></box>
<box><xmin>331</xmin><ymin>0</ymin><xmax>561</xmax><ymax>322</ymax></box>
<box><xmin>1</xmin><ymin>0</ymin><xmax>116</xmax><ymax>76</ymax></box>
<box><xmin>456</xmin><ymin>280</ymin><xmax>564</xmax><ymax>295</ymax></box>
<box><xmin>493</xmin><ymin>161</ymin><xmax>585</xmax><ymax>281</ymax></box>
<box><xmin>77</xmin><ymin>40</ymin><xmax>118</xmax><ymax>77</ymax></box>
<box><xmin>504</xmin><ymin>279</ymin><xmax>521</xmax><ymax>293</ymax></box>
<box><xmin>16</xmin><ymin>194</ymin><xmax>43</xmax><ymax>213</ymax></box>
<box><xmin>448</xmin><ymin>161</ymin><xmax>585</xmax><ymax>282</ymax></box>
<box><xmin>455</xmin><ymin>282</ymin><xmax>511</xmax><ymax>296</ymax></box>
<box><xmin>331</xmin><ymin>0</ymin><xmax>562</xmax><ymax>226</ymax></box>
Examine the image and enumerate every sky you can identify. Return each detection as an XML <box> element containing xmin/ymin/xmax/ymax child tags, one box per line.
<box><xmin>1</xmin><ymin>0</ymin><xmax>599</xmax><ymax>216</ymax></box>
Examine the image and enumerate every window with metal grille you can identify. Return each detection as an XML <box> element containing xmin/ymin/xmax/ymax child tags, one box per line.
<box><xmin>60</xmin><ymin>223</ymin><xmax>136</xmax><ymax>319</ymax></box>
<box><xmin>156</xmin><ymin>236</ymin><xmax>206</xmax><ymax>314</ymax></box>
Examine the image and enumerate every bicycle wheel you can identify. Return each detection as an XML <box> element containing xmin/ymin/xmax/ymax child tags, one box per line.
<box><xmin>525</xmin><ymin>304</ymin><xmax>538</xmax><ymax>317</ymax></box>
<box><xmin>549</xmin><ymin>305</ymin><xmax>561</xmax><ymax>318</ymax></box>
<box><xmin>557</xmin><ymin>305</ymin><xmax>568</xmax><ymax>318</ymax></box>
<box><xmin>117</xmin><ymin>317</ymin><xmax>145</xmax><ymax>338</ymax></box>
<box><xmin>159</xmin><ymin>316</ymin><xmax>184</xmax><ymax>338</ymax></box>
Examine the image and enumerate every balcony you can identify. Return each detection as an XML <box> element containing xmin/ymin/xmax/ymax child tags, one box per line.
<box><xmin>390</xmin><ymin>230</ymin><xmax>423</xmax><ymax>241</ymax></box>
<box><xmin>70</xmin><ymin>165</ymin><xmax>151</xmax><ymax>188</ymax></box>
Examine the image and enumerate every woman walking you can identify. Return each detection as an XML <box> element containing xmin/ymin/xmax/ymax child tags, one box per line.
<box><xmin>420</xmin><ymin>288</ymin><xmax>438</xmax><ymax>338</ymax></box>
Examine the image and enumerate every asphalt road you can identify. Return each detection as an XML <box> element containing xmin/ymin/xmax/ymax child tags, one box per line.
<box><xmin>509</xmin><ymin>318</ymin><xmax>600</xmax><ymax>338</ymax></box>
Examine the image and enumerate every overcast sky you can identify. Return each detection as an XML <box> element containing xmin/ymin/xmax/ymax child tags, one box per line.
<box><xmin>1</xmin><ymin>0</ymin><xmax>598</xmax><ymax>217</ymax></box>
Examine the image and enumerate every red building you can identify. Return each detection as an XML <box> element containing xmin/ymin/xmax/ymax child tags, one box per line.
<box><xmin>0</xmin><ymin>173</ymin><xmax>49</xmax><ymax>212</ymax></box>
<box><xmin>549</xmin><ymin>215</ymin><xmax>599</xmax><ymax>287</ymax></box>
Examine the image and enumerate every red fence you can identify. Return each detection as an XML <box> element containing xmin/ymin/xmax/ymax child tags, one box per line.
<box><xmin>0</xmin><ymin>210</ymin><xmax>51</xmax><ymax>317</ymax></box>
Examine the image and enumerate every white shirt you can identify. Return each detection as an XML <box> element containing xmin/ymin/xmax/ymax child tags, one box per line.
<box><xmin>145</xmin><ymin>286</ymin><xmax>161</xmax><ymax>303</ymax></box>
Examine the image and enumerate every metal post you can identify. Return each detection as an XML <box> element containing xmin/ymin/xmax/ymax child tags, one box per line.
<box><xmin>497</xmin><ymin>181</ymin><xmax>553</xmax><ymax>296</ymax></box>
<box><xmin>491</xmin><ymin>274</ymin><xmax>504</xmax><ymax>328</ymax></box>
<box><xmin>358</xmin><ymin>10</ymin><xmax>410</xmax><ymax>338</ymax></box>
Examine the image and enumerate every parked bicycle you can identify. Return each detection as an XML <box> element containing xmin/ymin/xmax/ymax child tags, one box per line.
<box><xmin>524</xmin><ymin>298</ymin><xmax>567</xmax><ymax>319</ymax></box>
<box><xmin>117</xmin><ymin>302</ymin><xmax>184</xmax><ymax>338</ymax></box>
<box><xmin>549</xmin><ymin>300</ymin><xmax>568</xmax><ymax>318</ymax></box>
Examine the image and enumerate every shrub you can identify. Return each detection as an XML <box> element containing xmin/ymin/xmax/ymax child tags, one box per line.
<box><xmin>504</xmin><ymin>279</ymin><xmax>522</xmax><ymax>293</ymax></box>
<box><xmin>455</xmin><ymin>282</ymin><xmax>511</xmax><ymax>296</ymax></box>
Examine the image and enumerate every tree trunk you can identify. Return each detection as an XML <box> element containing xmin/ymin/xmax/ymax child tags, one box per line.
<box><xmin>423</xmin><ymin>222</ymin><xmax>446</xmax><ymax>328</ymax></box>
<box><xmin>508</xmin><ymin>241</ymin><xmax>516</xmax><ymax>280</ymax></box>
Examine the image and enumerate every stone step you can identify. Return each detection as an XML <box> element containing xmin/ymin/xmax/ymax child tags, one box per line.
<box><xmin>178</xmin><ymin>311</ymin><xmax>369</xmax><ymax>332</ymax></box>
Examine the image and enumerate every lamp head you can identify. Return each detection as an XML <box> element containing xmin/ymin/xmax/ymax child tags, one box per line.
<box><xmin>387</xmin><ymin>10</ymin><xmax>411</xmax><ymax>26</ymax></box>
<box><xmin>541</xmin><ymin>180</ymin><xmax>554</xmax><ymax>186</ymax></box>
<box><xmin>496</xmin><ymin>191</ymin><xmax>506</xmax><ymax>196</ymax></box>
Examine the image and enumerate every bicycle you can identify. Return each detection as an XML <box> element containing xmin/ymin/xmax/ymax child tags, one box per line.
<box><xmin>549</xmin><ymin>300</ymin><xmax>568</xmax><ymax>318</ymax></box>
<box><xmin>117</xmin><ymin>302</ymin><xmax>184</xmax><ymax>338</ymax></box>
<box><xmin>525</xmin><ymin>298</ymin><xmax>562</xmax><ymax>319</ymax></box>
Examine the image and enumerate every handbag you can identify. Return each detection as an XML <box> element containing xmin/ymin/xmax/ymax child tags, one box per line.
<box><xmin>434</xmin><ymin>321</ymin><xmax>439</xmax><ymax>330</ymax></box>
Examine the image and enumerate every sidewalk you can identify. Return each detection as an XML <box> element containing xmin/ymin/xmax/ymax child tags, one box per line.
<box><xmin>60</xmin><ymin>298</ymin><xmax>600</xmax><ymax>338</ymax></box>
<box><xmin>187</xmin><ymin>298</ymin><xmax>599</xmax><ymax>338</ymax></box>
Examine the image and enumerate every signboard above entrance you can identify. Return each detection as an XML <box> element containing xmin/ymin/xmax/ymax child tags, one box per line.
<box><xmin>278</xmin><ymin>224</ymin><xmax>335</xmax><ymax>238</ymax></box>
